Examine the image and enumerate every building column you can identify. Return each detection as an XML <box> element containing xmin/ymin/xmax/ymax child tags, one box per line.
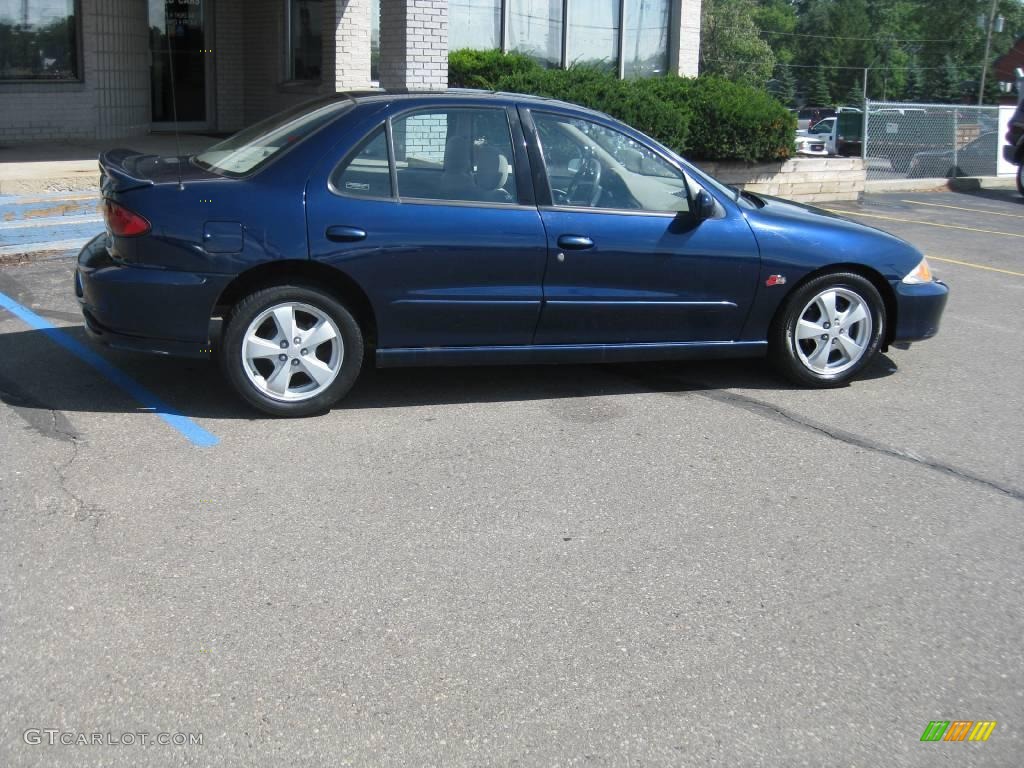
<box><xmin>669</xmin><ymin>0</ymin><xmax>701</xmax><ymax>78</ymax></box>
<box><xmin>378</xmin><ymin>0</ymin><xmax>448</xmax><ymax>90</ymax></box>
<box><xmin>92</xmin><ymin>0</ymin><xmax>150</xmax><ymax>138</ymax></box>
<box><xmin>333</xmin><ymin>0</ymin><xmax>373</xmax><ymax>90</ymax></box>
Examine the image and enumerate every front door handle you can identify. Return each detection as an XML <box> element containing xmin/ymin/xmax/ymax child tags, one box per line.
<box><xmin>326</xmin><ymin>225</ymin><xmax>367</xmax><ymax>243</ymax></box>
<box><xmin>557</xmin><ymin>234</ymin><xmax>594</xmax><ymax>250</ymax></box>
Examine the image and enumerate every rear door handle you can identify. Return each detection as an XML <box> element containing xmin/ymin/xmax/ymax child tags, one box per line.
<box><xmin>326</xmin><ymin>225</ymin><xmax>367</xmax><ymax>243</ymax></box>
<box><xmin>557</xmin><ymin>234</ymin><xmax>594</xmax><ymax>250</ymax></box>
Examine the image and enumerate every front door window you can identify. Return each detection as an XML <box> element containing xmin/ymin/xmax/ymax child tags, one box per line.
<box><xmin>532</xmin><ymin>112</ymin><xmax>690</xmax><ymax>213</ymax></box>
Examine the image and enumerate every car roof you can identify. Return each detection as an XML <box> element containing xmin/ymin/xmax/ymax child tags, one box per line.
<box><xmin>335</xmin><ymin>88</ymin><xmax>612</xmax><ymax>120</ymax></box>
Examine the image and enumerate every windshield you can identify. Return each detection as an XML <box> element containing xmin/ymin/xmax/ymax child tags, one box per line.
<box><xmin>193</xmin><ymin>97</ymin><xmax>354</xmax><ymax>176</ymax></box>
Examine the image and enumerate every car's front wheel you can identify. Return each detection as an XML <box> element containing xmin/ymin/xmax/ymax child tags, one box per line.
<box><xmin>771</xmin><ymin>272</ymin><xmax>885</xmax><ymax>388</ymax></box>
<box><xmin>221</xmin><ymin>285</ymin><xmax>363</xmax><ymax>416</ymax></box>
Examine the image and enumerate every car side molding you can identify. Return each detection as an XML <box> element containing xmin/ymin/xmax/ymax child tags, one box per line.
<box><xmin>376</xmin><ymin>340</ymin><xmax>768</xmax><ymax>368</ymax></box>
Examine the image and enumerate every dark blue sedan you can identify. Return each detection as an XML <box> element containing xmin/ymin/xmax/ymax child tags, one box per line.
<box><xmin>76</xmin><ymin>90</ymin><xmax>948</xmax><ymax>416</ymax></box>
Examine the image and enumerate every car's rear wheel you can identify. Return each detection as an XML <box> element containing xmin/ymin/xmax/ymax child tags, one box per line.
<box><xmin>770</xmin><ymin>272</ymin><xmax>885</xmax><ymax>388</ymax></box>
<box><xmin>221</xmin><ymin>285</ymin><xmax>363</xmax><ymax>416</ymax></box>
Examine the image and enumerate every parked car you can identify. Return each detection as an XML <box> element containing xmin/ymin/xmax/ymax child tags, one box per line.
<box><xmin>1003</xmin><ymin>99</ymin><xmax>1024</xmax><ymax>195</ymax></box>
<box><xmin>796</xmin><ymin>117</ymin><xmax>835</xmax><ymax>155</ymax></box>
<box><xmin>866</xmin><ymin>110</ymin><xmax>953</xmax><ymax>173</ymax></box>
<box><xmin>77</xmin><ymin>91</ymin><xmax>948</xmax><ymax>416</ymax></box>
<box><xmin>908</xmin><ymin>131</ymin><xmax>999</xmax><ymax>178</ymax></box>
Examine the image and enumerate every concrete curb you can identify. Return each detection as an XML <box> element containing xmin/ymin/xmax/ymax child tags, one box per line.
<box><xmin>864</xmin><ymin>176</ymin><xmax>1018</xmax><ymax>194</ymax></box>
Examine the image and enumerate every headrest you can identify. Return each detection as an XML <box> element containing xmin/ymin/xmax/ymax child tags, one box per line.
<box><xmin>474</xmin><ymin>145</ymin><xmax>510</xmax><ymax>191</ymax></box>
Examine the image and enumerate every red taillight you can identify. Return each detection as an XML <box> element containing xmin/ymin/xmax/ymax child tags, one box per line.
<box><xmin>104</xmin><ymin>199</ymin><xmax>150</xmax><ymax>237</ymax></box>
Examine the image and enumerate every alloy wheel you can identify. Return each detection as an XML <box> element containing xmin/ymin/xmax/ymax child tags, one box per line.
<box><xmin>793</xmin><ymin>287</ymin><xmax>873</xmax><ymax>376</ymax></box>
<box><xmin>241</xmin><ymin>302</ymin><xmax>343</xmax><ymax>402</ymax></box>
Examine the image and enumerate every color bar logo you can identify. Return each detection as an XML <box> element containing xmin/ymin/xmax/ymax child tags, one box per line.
<box><xmin>920</xmin><ymin>721</ymin><xmax>997</xmax><ymax>742</ymax></box>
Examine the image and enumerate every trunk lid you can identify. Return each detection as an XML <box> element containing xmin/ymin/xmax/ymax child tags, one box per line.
<box><xmin>99</xmin><ymin>148</ymin><xmax>218</xmax><ymax>194</ymax></box>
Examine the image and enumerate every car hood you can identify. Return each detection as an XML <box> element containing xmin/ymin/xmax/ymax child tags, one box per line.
<box><xmin>739</xmin><ymin>193</ymin><xmax>921</xmax><ymax>280</ymax></box>
<box><xmin>744</xmin><ymin>193</ymin><xmax>900</xmax><ymax>239</ymax></box>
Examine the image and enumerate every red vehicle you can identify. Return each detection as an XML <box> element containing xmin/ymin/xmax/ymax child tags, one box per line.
<box><xmin>796</xmin><ymin>107</ymin><xmax>836</xmax><ymax>131</ymax></box>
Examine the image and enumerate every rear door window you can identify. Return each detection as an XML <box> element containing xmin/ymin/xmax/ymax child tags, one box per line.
<box><xmin>332</xmin><ymin>126</ymin><xmax>392</xmax><ymax>198</ymax></box>
<box><xmin>390</xmin><ymin>108</ymin><xmax>518</xmax><ymax>204</ymax></box>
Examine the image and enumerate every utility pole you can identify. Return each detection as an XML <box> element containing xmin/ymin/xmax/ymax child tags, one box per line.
<box><xmin>862</xmin><ymin>66</ymin><xmax>868</xmax><ymax>103</ymax></box>
<box><xmin>978</xmin><ymin>0</ymin><xmax>999</xmax><ymax>105</ymax></box>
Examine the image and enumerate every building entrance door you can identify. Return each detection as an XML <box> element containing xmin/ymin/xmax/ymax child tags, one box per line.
<box><xmin>150</xmin><ymin>0</ymin><xmax>213</xmax><ymax>130</ymax></box>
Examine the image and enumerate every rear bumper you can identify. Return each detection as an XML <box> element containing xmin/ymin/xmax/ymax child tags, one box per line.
<box><xmin>891</xmin><ymin>279</ymin><xmax>948</xmax><ymax>344</ymax></box>
<box><xmin>75</xmin><ymin>234</ymin><xmax>230</xmax><ymax>358</ymax></box>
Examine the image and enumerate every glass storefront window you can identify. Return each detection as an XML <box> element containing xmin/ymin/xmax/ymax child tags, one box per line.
<box><xmin>368</xmin><ymin>0</ymin><xmax>671</xmax><ymax>83</ymax></box>
<box><xmin>0</xmin><ymin>0</ymin><xmax>78</xmax><ymax>81</ymax></box>
<box><xmin>449</xmin><ymin>0</ymin><xmax>501</xmax><ymax>53</ymax></box>
<box><xmin>507</xmin><ymin>0</ymin><xmax>563</xmax><ymax>68</ymax></box>
<box><xmin>149</xmin><ymin>0</ymin><xmax>208</xmax><ymax>123</ymax></box>
<box><xmin>622</xmin><ymin>0</ymin><xmax>669</xmax><ymax>78</ymax></box>
<box><xmin>566</xmin><ymin>0</ymin><xmax>619</xmax><ymax>73</ymax></box>
<box><xmin>288</xmin><ymin>0</ymin><xmax>323</xmax><ymax>81</ymax></box>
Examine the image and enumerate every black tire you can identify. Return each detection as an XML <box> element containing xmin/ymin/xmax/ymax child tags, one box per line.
<box><xmin>770</xmin><ymin>271</ymin><xmax>885</xmax><ymax>388</ymax></box>
<box><xmin>1017</xmin><ymin>163</ymin><xmax>1023</xmax><ymax>197</ymax></box>
<box><xmin>221</xmin><ymin>284</ymin><xmax>364</xmax><ymax>417</ymax></box>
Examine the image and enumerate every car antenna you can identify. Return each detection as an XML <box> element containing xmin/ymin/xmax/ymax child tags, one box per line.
<box><xmin>165</xmin><ymin>16</ymin><xmax>185</xmax><ymax>191</ymax></box>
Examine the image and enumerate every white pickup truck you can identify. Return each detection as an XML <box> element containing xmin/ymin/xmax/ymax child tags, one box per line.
<box><xmin>795</xmin><ymin>117</ymin><xmax>836</xmax><ymax>156</ymax></box>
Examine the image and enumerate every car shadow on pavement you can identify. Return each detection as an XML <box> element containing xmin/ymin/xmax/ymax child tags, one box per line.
<box><xmin>0</xmin><ymin>324</ymin><xmax>899</xmax><ymax>421</ymax></box>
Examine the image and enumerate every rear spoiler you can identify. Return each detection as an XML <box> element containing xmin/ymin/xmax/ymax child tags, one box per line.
<box><xmin>98</xmin><ymin>149</ymin><xmax>156</xmax><ymax>194</ymax></box>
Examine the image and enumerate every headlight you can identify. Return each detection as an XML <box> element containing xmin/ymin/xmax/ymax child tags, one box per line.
<box><xmin>902</xmin><ymin>256</ymin><xmax>933</xmax><ymax>284</ymax></box>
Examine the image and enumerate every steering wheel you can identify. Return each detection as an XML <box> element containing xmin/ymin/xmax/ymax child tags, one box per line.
<box><xmin>564</xmin><ymin>157</ymin><xmax>603</xmax><ymax>207</ymax></box>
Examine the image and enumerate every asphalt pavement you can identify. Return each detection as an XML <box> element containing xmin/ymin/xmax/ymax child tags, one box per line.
<box><xmin>0</xmin><ymin>188</ymin><xmax>1021</xmax><ymax>766</ymax></box>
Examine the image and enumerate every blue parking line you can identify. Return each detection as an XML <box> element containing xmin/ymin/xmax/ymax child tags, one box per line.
<box><xmin>0</xmin><ymin>291</ymin><xmax>219</xmax><ymax>448</ymax></box>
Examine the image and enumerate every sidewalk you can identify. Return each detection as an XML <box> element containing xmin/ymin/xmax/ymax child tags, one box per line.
<box><xmin>0</xmin><ymin>134</ymin><xmax>220</xmax><ymax>194</ymax></box>
<box><xmin>0</xmin><ymin>134</ymin><xmax>221</xmax><ymax>261</ymax></box>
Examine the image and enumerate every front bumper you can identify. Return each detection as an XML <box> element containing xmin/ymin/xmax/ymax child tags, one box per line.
<box><xmin>891</xmin><ymin>279</ymin><xmax>948</xmax><ymax>344</ymax></box>
<box><xmin>75</xmin><ymin>234</ymin><xmax>231</xmax><ymax>358</ymax></box>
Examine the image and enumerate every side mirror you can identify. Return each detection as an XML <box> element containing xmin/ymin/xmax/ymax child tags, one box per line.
<box><xmin>694</xmin><ymin>189</ymin><xmax>717</xmax><ymax>223</ymax></box>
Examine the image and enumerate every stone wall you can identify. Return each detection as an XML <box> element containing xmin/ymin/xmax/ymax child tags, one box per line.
<box><xmin>694</xmin><ymin>157</ymin><xmax>866</xmax><ymax>203</ymax></box>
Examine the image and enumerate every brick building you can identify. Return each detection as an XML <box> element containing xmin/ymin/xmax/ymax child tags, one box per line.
<box><xmin>0</xmin><ymin>0</ymin><xmax>702</xmax><ymax>142</ymax></box>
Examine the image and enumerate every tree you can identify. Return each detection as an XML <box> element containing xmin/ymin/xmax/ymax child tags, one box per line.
<box><xmin>805</xmin><ymin>64</ymin><xmax>833</xmax><ymax>106</ymax></box>
<box><xmin>927</xmin><ymin>54</ymin><xmax>964</xmax><ymax>103</ymax></box>
<box><xmin>844</xmin><ymin>77</ymin><xmax>865</xmax><ymax>108</ymax></box>
<box><xmin>903</xmin><ymin>62</ymin><xmax>925</xmax><ymax>102</ymax></box>
<box><xmin>699</xmin><ymin>0</ymin><xmax>776</xmax><ymax>87</ymax></box>
<box><xmin>769</xmin><ymin>61</ymin><xmax>797</xmax><ymax>106</ymax></box>
<box><xmin>751</xmin><ymin>0</ymin><xmax>800</xmax><ymax>63</ymax></box>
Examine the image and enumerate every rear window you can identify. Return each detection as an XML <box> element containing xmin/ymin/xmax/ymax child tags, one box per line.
<box><xmin>193</xmin><ymin>97</ymin><xmax>353</xmax><ymax>177</ymax></box>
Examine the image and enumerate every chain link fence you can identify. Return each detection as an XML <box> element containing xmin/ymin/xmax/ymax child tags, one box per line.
<box><xmin>862</xmin><ymin>100</ymin><xmax>1001</xmax><ymax>181</ymax></box>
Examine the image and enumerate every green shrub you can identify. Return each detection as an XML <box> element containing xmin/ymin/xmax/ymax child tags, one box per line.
<box><xmin>681</xmin><ymin>77</ymin><xmax>795</xmax><ymax>162</ymax></box>
<box><xmin>448</xmin><ymin>49</ymin><xmax>542</xmax><ymax>90</ymax></box>
<box><xmin>447</xmin><ymin>50</ymin><xmax>795</xmax><ymax>163</ymax></box>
